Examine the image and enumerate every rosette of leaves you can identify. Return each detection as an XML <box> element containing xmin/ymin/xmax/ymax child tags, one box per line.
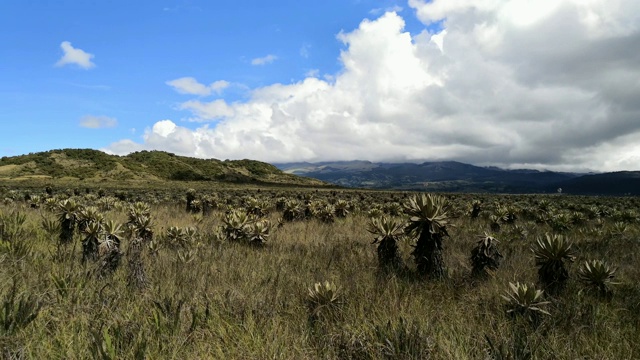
<box><xmin>334</xmin><ymin>199</ymin><xmax>350</xmax><ymax>218</ymax></box>
<box><xmin>201</xmin><ymin>194</ymin><xmax>217</xmax><ymax>215</ymax></box>
<box><xmin>77</xmin><ymin>206</ymin><xmax>104</xmax><ymax>232</ymax></box>
<box><xmin>189</xmin><ymin>200</ymin><xmax>203</xmax><ymax>213</ymax></box>
<box><xmin>470</xmin><ymin>233</ymin><xmax>503</xmax><ymax>278</ymax></box>
<box><xmin>130</xmin><ymin>215</ymin><xmax>154</xmax><ymax>243</ymax></box>
<box><xmin>367</xmin><ymin>216</ymin><xmax>405</xmax><ymax>271</ymax></box>
<box><xmin>504</xmin><ymin>206</ymin><xmax>519</xmax><ymax>224</ymax></box>
<box><xmin>532</xmin><ymin>233</ymin><xmax>576</xmax><ymax>294</ymax></box>
<box><xmin>570</xmin><ymin>211</ymin><xmax>587</xmax><ymax>226</ymax></box>
<box><xmin>126</xmin><ymin>202</ymin><xmax>154</xmax><ymax>242</ymax></box>
<box><xmin>367</xmin><ymin>207</ymin><xmax>384</xmax><ymax>219</ymax></box>
<box><xmin>488</xmin><ymin>206</ymin><xmax>510</xmax><ymax>232</ymax></box>
<box><xmin>282</xmin><ymin>200</ymin><xmax>305</xmax><ymax>222</ymax></box>
<box><xmin>275</xmin><ymin>197</ymin><xmax>288</xmax><ymax>211</ymax></box>
<box><xmin>186</xmin><ymin>188</ymin><xmax>197</xmax><ymax>213</ymax></box>
<box><xmin>586</xmin><ymin>205</ymin><xmax>602</xmax><ymax>220</ymax></box>
<box><xmin>44</xmin><ymin>197</ymin><xmax>59</xmax><ymax>212</ymax></box>
<box><xmin>316</xmin><ymin>204</ymin><xmax>336</xmax><ymax>223</ymax></box>
<box><xmin>28</xmin><ymin>195</ymin><xmax>41</xmax><ymax>209</ymax></box>
<box><xmin>608</xmin><ymin>222</ymin><xmax>628</xmax><ymax>239</ymax></box>
<box><xmin>501</xmin><ymin>282</ymin><xmax>550</xmax><ymax>324</ymax></box>
<box><xmin>98</xmin><ymin>221</ymin><xmax>124</xmax><ymax>276</ymax></box>
<box><xmin>404</xmin><ymin>194</ymin><xmax>451</xmax><ymax>279</ymax></box>
<box><xmin>307</xmin><ymin>281</ymin><xmax>343</xmax><ymax>323</ymax></box>
<box><xmin>96</xmin><ymin>196</ymin><xmax>118</xmax><ymax>212</ymax></box>
<box><xmin>82</xmin><ymin>221</ymin><xmax>102</xmax><ymax>263</ymax></box>
<box><xmin>127</xmin><ymin>202</ymin><xmax>151</xmax><ymax>223</ymax></box>
<box><xmin>247</xmin><ymin>220</ymin><xmax>271</xmax><ymax>246</ymax></box>
<box><xmin>57</xmin><ymin>199</ymin><xmax>79</xmax><ymax>245</ymax></box>
<box><xmin>578</xmin><ymin>260</ymin><xmax>618</xmax><ymax>298</ymax></box>
<box><xmin>102</xmin><ymin>220</ymin><xmax>123</xmax><ymax>248</ymax></box>
<box><xmin>383</xmin><ymin>202</ymin><xmax>403</xmax><ymax>216</ymax></box>
<box><xmin>166</xmin><ymin>226</ymin><xmax>184</xmax><ymax>249</ymax></box>
<box><xmin>222</xmin><ymin>209</ymin><xmax>250</xmax><ymax>242</ymax></box>
<box><xmin>305</xmin><ymin>200</ymin><xmax>325</xmax><ymax>219</ymax></box>
<box><xmin>165</xmin><ymin>226</ymin><xmax>199</xmax><ymax>249</ymax></box>
<box><xmin>41</xmin><ymin>217</ymin><xmax>61</xmax><ymax>240</ymax></box>
<box><xmin>548</xmin><ymin>211</ymin><xmax>572</xmax><ymax>233</ymax></box>
<box><xmin>469</xmin><ymin>200</ymin><xmax>482</xmax><ymax>219</ymax></box>
<box><xmin>245</xmin><ymin>197</ymin><xmax>268</xmax><ymax>217</ymax></box>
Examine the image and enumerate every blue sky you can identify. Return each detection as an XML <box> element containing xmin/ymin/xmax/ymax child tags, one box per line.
<box><xmin>1</xmin><ymin>0</ymin><xmax>639</xmax><ymax>171</ymax></box>
<box><xmin>0</xmin><ymin>0</ymin><xmax>422</xmax><ymax>155</ymax></box>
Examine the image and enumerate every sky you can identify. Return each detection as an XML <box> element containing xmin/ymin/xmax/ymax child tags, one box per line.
<box><xmin>1</xmin><ymin>0</ymin><xmax>639</xmax><ymax>172</ymax></box>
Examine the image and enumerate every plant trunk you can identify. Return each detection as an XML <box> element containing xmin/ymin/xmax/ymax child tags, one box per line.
<box><xmin>59</xmin><ymin>219</ymin><xmax>75</xmax><ymax>245</ymax></box>
<box><xmin>127</xmin><ymin>237</ymin><xmax>147</xmax><ymax>290</ymax></box>
<box><xmin>538</xmin><ymin>261</ymin><xmax>568</xmax><ymax>295</ymax></box>
<box><xmin>377</xmin><ymin>238</ymin><xmax>402</xmax><ymax>270</ymax></box>
<box><xmin>413</xmin><ymin>232</ymin><xmax>445</xmax><ymax>279</ymax></box>
<box><xmin>81</xmin><ymin>237</ymin><xmax>99</xmax><ymax>263</ymax></box>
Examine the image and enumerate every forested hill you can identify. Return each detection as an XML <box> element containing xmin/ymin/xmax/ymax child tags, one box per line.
<box><xmin>0</xmin><ymin>149</ymin><xmax>326</xmax><ymax>187</ymax></box>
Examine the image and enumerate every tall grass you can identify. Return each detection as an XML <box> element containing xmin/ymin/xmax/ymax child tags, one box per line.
<box><xmin>0</xmin><ymin>189</ymin><xmax>639</xmax><ymax>359</ymax></box>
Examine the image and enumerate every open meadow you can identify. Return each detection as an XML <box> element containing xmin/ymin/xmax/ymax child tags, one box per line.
<box><xmin>1</xmin><ymin>184</ymin><xmax>639</xmax><ymax>359</ymax></box>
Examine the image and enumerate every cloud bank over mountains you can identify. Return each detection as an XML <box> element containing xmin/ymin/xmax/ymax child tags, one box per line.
<box><xmin>105</xmin><ymin>0</ymin><xmax>640</xmax><ymax>172</ymax></box>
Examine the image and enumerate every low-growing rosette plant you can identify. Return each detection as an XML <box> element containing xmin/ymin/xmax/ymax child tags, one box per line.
<box><xmin>502</xmin><ymin>282</ymin><xmax>550</xmax><ymax>325</ymax></box>
<box><xmin>578</xmin><ymin>260</ymin><xmax>618</xmax><ymax>298</ymax></box>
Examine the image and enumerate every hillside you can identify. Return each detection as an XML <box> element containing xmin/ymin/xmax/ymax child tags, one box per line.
<box><xmin>553</xmin><ymin>171</ymin><xmax>640</xmax><ymax>196</ymax></box>
<box><xmin>0</xmin><ymin>149</ymin><xmax>327</xmax><ymax>187</ymax></box>
<box><xmin>277</xmin><ymin>161</ymin><xmax>640</xmax><ymax>195</ymax></box>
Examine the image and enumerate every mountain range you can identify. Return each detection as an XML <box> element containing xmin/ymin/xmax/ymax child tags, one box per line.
<box><xmin>1</xmin><ymin>150</ymin><xmax>637</xmax><ymax>195</ymax></box>
<box><xmin>276</xmin><ymin>161</ymin><xmax>640</xmax><ymax>195</ymax></box>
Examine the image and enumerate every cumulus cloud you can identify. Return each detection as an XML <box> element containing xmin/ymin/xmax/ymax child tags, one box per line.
<box><xmin>55</xmin><ymin>41</ymin><xmax>95</xmax><ymax>69</ymax></box>
<box><xmin>105</xmin><ymin>120</ymin><xmax>201</xmax><ymax>156</ymax></box>
<box><xmin>80</xmin><ymin>115</ymin><xmax>117</xmax><ymax>129</ymax></box>
<box><xmin>251</xmin><ymin>54</ymin><xmax>278</xmax><ymax>65</ymax></box>
<box><xmin>166</xmin><ymin>77</ymin><xmax>230</xmax><ymax>96</ymax></box>
<box><xmin>106</xmin><ymin>1</ymin><xmax>640</xmax><ymax>171</ymax></box>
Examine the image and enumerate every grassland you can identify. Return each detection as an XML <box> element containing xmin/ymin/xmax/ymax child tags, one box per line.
<box><xmin>0</xmin><ymin>185</ymin><xmax>639</xmax><ymax>359</ymax></box>
<box><xmin>0</xmin><ymin>149</ymin><xmax>327</xmax><ymax>187</ymax></box>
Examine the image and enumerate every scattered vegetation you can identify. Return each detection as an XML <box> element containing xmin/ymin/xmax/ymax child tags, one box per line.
<box><xmin>0</xmin><ymin>184</ymin><xmax>639</xmax><ymax>358</ymax></box>
<box><xmin>470</xmin><ymin>233</ymin><xmax>503</xmax><ymax>278</ymax></box>
<box><xmin>403</xmin><ymin>193</ymin><xmax>451</xmax><ymax>279</ymax></box>
<box><xmin>367</xmin><ymin>215</ymin><xmax>405</xmax><ymax>271</ymax></box>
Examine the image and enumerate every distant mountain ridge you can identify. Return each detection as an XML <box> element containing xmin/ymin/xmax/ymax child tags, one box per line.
<box><xmin>0</xmin><ymin>149</ymin><xmax>327</xmax><ymax>187</ymax></box>
<box><xmin>276</xmin><ymin>161</ymin><xmax>640</xmax><ymax>195</ymax></box>
<box><xmin>3</xmin><ymin>151</ymin><xmax>636</xmax><ymax>194</ymax></box>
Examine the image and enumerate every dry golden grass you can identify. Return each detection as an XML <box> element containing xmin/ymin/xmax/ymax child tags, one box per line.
<box><xmin>0</xmin><ymin>188</ymin><xmax>639</xmax><ymax>359</ymax></box>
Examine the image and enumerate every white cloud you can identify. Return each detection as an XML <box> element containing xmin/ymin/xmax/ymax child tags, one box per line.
<box><xmin>166</xmin><ymin>77</ymin><xmax>229</xmax><ymax>96</ymax></box>
<box><xmin>210</xmin><ymin>80</ymin><xmax>230</xmax><ymax>93</ymax></box>
<box><xmin>79</xmin><ymin>115</ymin><xmax>117</xmax><ymax>129</ymax></box>
<box><xmin>251</xmin><ymin>54</ymin><xmax>278</xmax><ymax>65</ymax></box>
<box><xmin>305</xmin><ymin>69</ymin><xmax>320</xmax><ymax>78</ymax></box>
<box><xmin>370</xmin><ymin>5</ymin><xmax>403</xmax><ymax>15</ymax></box>
<box><xmin>55</xmin><ymin>41</ymin><xmax>95</xmax><ymax>69</ymax></box>
<box><xmin>106</xmin><ymin>3</ymin><xmax>640</xmax><ymax>171</ymax></box>
<box><xmin>178</xmin><ymin>99</ymin><xmax>235</xmax><ymax>121</ymax></box>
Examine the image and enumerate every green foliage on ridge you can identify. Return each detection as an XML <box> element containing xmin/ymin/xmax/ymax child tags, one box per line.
<box><xmin>0</xmin><ymin>149</ymin><xmax>325</xmax><ymax>186</ymax></box>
